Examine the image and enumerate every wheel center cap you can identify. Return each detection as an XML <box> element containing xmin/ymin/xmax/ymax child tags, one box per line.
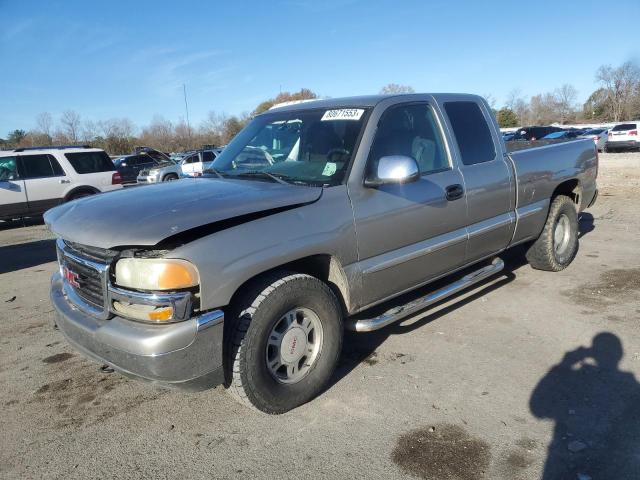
<box><xmin>280</xmin><ymin>327</ymin><xmax>307</xmax><ymax>364</ymax></box>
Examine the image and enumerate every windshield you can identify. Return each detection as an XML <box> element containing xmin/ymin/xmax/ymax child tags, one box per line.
<box><xmin>210</xmin><ymin>108</ymin><xmax>369</xmax><ymax>186</ymax></box>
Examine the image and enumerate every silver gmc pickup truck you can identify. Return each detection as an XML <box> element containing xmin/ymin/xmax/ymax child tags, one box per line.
<box><xmin>45</xmin><ymin>94</ymin><xmax>598</xmax><ymax>413</ymax></box>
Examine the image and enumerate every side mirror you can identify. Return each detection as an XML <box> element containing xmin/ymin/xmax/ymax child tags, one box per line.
<box><xmin>364</xmin><ymin>155</ymin><xmax>420</xmax><ymax>187</ymax></box>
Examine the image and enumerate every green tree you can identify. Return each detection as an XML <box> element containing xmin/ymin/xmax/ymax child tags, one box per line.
<box><xmin>7</xmin><ymin>129</ymin><xmax>27</xmax><ymax>146</ymax></box>
<box><xmin>496</xmin><ymin>108</ymin><xmax>519</xmax><ymax>128</ymax></box>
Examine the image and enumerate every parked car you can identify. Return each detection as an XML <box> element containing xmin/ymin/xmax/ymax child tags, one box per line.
<box><xmin>180</xmin><ymin>149</ymin><xmax>222</xmax><ymax>177</ymax></box>
<box><xmin>579</xmin><ymin>128</ymin><xmax>608</xmax><ymax>152</ymax></box>
<box><xmin>605</xmin><ymin>122</ymin><xmax>640</xmax><ymax>152</ymax></box>
<box><xmin>0</xmin><ymin>146</ymin><xmax>122</xmax><ymax>220</ymax></box>
<box><xmin>45</xmin><ymin>94</ymin><xmax>597</xmax><ymax>413</ymax></box>
<box><xmin>113</xmin><ymin>154</ymin><xmax>159</xmax><ymax>183</ymax></box>
<box><xmin>512</xmin><ymin>126</ymin><xmax>564</xmax><ymax>141</ymax></box>
<box><xmin>541</xmin><ymin>131</ymin><xmax>580</xmax><ymax>140</ymax></box>
<box><xmin>137</xmin><ymin>159</ymin><xmax>182</xmax><ymax>184</ymax></box>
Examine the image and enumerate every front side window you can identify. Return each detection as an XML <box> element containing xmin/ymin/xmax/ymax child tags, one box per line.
<box><xmin>444</xmin><ymin>101</ymin><xmax>496</xmax><ymax>165</ymax></box>
<box><xmin>203</xmin><ymin>151</ymin><xmax>215</xmax><ymax>162</ymax></box>
<box><xmin>369</xmin><ymin>103</ymin><xmax>449</xmax><ymax>175</ymax></box>
<box><xmin>0</xmin><ymin>156</ymin><xmax>19</xmax><ymax>181</ymax></box>
<box><xmin>65</xmin><ymin>151</ymin><xmax>115</xmax><ymax>174</ymax></box>
<box><xmin>211</xmin><ymin>107</ymin><xmax>369</xmax><ymax>186</ymax></box>
<box><xmin>20</xmin><ymin>154</ymin><xmax>63</xmax><ymax>179</ymax></box>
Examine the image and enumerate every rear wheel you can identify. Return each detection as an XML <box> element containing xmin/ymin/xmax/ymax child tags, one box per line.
<box><xmin>525</xmin><ymin>195</ymin><xmax>579</xmax><ymax>271</ymax></box>
<box><xmin>225</xmin><ymin>272</ymin><xmax>343</xmax><ymax>414</ymax></box>
<box><xmin>66</xmin><ymin>191</ymin><xmax>94</xmax><ymax>202</ymax></box>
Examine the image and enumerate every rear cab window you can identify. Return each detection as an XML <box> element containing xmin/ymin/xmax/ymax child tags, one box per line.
<box><xmin>64</xmin><ymin>151</ymin><xmax>115</xmax><ymax>174</ymax></box>
<box><xmin>443</xmin><ymin>101</ymin><xmax>496</xmax><ymax>165</ymax></box>
<box><xmin>611</xmin><ymin>123</ymin><xmax>638</xmax><ymax>132</ymax></box>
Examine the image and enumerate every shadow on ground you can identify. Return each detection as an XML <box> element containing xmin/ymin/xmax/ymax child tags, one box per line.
<box><xmin>0</xmin><ymin>217</ymin><xmax>45</xmax><ymax>231</ymax></box>
<box><xmin>530</xmin><ymin>333</ymin><xmax>640</xmax><ymax>479</ymax></box>
<box><xmin>0</xmin><ymin>239</ymin><xmax>57</xmax><ymax>274</ymax></box>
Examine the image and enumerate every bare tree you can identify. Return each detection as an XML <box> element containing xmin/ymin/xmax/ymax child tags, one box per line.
<box><xmin>379</xmin><ymin>83</ymin><xmax>415</xmax><ymax>95</ymax></box>
<box><xmin>483</xmin><ymin>93</ymin><xmax>497</xmax><ymax>110</ymax></box>
<box><xmin>60</xmin><ymin>110</ymin><xmax>82</xmax><ymax>143</ymax></box>
<box><xmin>35</xmin><ymin>112</ymin><xmax>53</xmax><ymax>138</ymax></box>
<box><xmin>505</xmin><ymin>89</ymin><xmax>530</xmax><ymax>126</ymax></box>
<box><xmin>553</xmin><ymin>84</ymin><xmax>578</xmax><ymax>124</ymax></box>
<box><xmin>596</xmin><ymin>61</ymin><xmax>640</xmax><ymax>121</ymax></box>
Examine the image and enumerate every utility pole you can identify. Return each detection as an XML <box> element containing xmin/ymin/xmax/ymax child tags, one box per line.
<box><xmin>183</xmin><ymin>84</ymin><xmax>191</xmax><ymax>138</ymax></box>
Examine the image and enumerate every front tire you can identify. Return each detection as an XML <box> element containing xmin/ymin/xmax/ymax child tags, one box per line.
<box><xmin>525</xmin><ymin>195</ymin><xmax>579</xmax><ymax>271</ymax></box>
<box><xmin>225</xmin><ymin>272</ymin><xmax>343</xmax><ymax>414</ymax></box>
<box><xmin>163</xmin><ymin>173</ymin><xmax>179</xmax><ymax>181</ymax></box>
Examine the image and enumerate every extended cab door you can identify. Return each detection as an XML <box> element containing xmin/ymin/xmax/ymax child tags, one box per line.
<box><xmin>439</xmin><ymin>99</ymin><xmax>515</xmax><ymax>262</ymax></box>
<box><xmin>17</xmin><ymin>153</ymin><xmax>69</xmax><ymax>215</ymax></box>
<box><xmin>0</xmin><ymin>156</ymin><xmax>28</xmax><ymax>219</ymax></box>
<box><xmin>349</xmin><ymin>101</ymin><xmax>469</xmax><ymax>308</ymax></box>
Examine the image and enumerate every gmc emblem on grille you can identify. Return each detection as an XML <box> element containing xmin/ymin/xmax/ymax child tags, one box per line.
<box><xmin>62</xmin><ymin>266</ymin><xmax>80</xmax><ymax>288</ymax></box>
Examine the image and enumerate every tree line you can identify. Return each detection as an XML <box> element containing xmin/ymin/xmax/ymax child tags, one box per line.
<box><xmin>2</xmin><ymin>61</ymin><xmax>639</xmax><ymax>154</ymax></box>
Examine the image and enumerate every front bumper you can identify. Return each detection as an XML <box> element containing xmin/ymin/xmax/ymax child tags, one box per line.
<box><xmin>50</xmin><ymin>272</ymin><xmax>225</xmax><ymax>390</ymax></box>
<box><xmin>605</xmin><ymin>140</ymin><xmax>640</xmax><ymax>150</ymax></box>
<box><xmin>137</xmin><ymin>172</ymin><xmax>160</xmax><ymax>184</ymax></box>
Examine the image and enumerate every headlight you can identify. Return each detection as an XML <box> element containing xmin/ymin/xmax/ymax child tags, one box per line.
<box><xmin>148</xmin><ymin>169</ymin><xmax>159</xmax><ymax>175</ymax></box>
<box><xmin>115</xmin><ymin>258</ymin><xmax>199</xmax><ymax>290</ymax></box>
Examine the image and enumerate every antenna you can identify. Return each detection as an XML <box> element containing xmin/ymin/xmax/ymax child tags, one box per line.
<box><xmin>183</xmin><ymin>83</ymin><xmax>191</xmax><ymax>137</ymax></box>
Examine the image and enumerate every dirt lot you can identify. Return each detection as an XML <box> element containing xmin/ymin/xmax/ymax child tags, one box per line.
<box><xmin>1</xmin><ymin>152</ymin><xmax>639</xmax><ymax>479</ymax></box>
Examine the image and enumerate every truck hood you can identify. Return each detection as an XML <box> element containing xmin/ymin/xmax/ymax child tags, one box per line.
<box><xmin>45</xmin><ymin>179</ymin><xmax>322</xmax><ymax>249</ymax></box>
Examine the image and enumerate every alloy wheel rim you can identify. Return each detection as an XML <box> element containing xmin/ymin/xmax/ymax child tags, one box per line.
<box><xmin>554</xmin><ymin>214</ymin><xmax>571</xmax><ymax>256</ymax></box>
<box><xmin>265</xmin><ymin>307</ymin><xmax>324</xmax><ymax>384</ymax></box>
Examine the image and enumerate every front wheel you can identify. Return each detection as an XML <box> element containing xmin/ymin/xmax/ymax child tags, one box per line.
<box><xmin>163</xmin><ymin>173</ymin><xmax>179</xmax><ymax>181</ymax></box>
<box><xmin>225</xmin><ymin>272</ymin><xmax>343</xmax><ymax>414</ymax></box>
<box><xmin>525</xmin><ymin>195</ymin><xmax>579</xmax><ymax>271</ymax></box>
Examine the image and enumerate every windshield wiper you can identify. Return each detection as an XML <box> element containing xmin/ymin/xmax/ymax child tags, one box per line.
<box><xmin>232</xmin><ymin>171</ymin><xmax>293</xmax><ymax>185</ymax></box>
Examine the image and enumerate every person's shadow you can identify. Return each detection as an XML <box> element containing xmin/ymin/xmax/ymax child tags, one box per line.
<box><xmin>530</xmin><ymin>333</ymin><xmax>640</xmax><ymax>479</ymax></box>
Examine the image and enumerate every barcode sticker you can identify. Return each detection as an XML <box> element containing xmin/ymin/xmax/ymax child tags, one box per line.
<box><xmin>321</xmin><ymin>109</ymin><xmax>365</xmax><ymax>121</ymax></box>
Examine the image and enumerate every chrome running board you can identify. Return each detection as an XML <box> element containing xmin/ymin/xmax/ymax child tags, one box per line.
<box><xmin>347</xmin><ymin>258</ymin><xmax>505</xmax><ymax>332</ymax></box>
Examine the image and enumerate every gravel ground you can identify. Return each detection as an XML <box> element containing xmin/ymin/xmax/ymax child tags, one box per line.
<box><xmin>1</xmin><ymin>152</ymin><xmax>639</xmax><ymax>479</ymax></box>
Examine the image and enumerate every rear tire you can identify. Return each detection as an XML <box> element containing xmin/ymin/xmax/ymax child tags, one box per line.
<box><xmin>525</xmin><ymin>195</ymin><xmax>579</xmax><ymax>271</ymax></box>
<box><xmin>225</xmin><ymin>271</ymin><xmax>343</xmax><ymax>414</ymax></box>
<box><xmin>66</xmin><ymin>191</ymin><xmax>94</xmax><ymax>202</ymax></box>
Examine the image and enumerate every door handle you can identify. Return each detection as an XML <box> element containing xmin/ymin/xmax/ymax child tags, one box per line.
<box><xmin>445</xmin><ymin>184</ymin><xmax>464</xmax><ymax>201</ymax></box>
<box><xmin>59</xmin><ymin>179</ymin><xmax>71</xmax><ymax>184</ymax></box>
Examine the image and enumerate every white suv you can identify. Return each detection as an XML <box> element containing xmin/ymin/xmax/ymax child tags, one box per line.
<box><xmin>605</xmin><ymin>122</ymin><xmax>640</xmax><ymax>152</ymax></box>
<box><xmin>0</xmin><ymin>146</ymin><xmax>122</xmax><ymax>221</ymax></box>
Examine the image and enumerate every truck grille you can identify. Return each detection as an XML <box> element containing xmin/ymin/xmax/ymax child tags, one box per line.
<box><xmin>64</xmin><ymin>256</ymin><xmax>105</xmax><ymax>308</ymax></box>
<box><xmin>57</xmin><ymin>239</ymin><xmax>116</xmax><ymax>318</ymax></box>
<box><xmin>139</xmin><ymin>169</ymin><xmax>150</xmax><ymax>176</ymax></box>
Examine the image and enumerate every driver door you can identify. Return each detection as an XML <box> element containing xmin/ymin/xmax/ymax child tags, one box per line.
<box><xmin>349</xmin><ymin>102</ymin><xmax>469</xmax><ymax>308</ymax></box>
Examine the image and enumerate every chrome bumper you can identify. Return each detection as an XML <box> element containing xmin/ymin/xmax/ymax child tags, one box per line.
<box><xmin>50</xmin><ymin>272</ymin><xmax>225</xmax><ymax>390</ymax></box>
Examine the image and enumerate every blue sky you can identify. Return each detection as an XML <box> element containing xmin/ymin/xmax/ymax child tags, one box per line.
<box><xmin>1</xmin><ymin>0</ymin><xmax>639</xmax><ymax>135</ymax></box>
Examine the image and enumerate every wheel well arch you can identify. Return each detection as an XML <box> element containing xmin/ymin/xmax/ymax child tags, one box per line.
<box><xmin>64</xmin><ymin>185</ymin><xmax>99</xmax><ymax>202</ymax></box>
<box><xmin>552</xmin><ymin>178</ymin><xmax>581</xmax><ymax>206</ymax></box>
<box><xmin>162</xmin><ymin>172</ymin><xmax>179</xmax><ymax>180</ymax></box>
<box><xmin>228</xmin><ymin>254</ymin><xmax>352</xmax><ymax>316</ymax></box>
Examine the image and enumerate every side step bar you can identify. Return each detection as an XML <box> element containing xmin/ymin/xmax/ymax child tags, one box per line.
<box><xmin>346</xmin><ymin>257</ymin><xmax>505</xmax><ymax>332</ymax></box>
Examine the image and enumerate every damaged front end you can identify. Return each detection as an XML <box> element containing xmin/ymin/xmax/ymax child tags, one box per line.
<box><xmin>51</xmin><ymin>238</ymin><xmax>225</xmax><ymax>390</ymax></box>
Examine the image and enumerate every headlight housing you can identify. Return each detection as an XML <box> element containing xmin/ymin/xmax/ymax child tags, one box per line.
<box><xmin>115</xmin><ymin>258</ymin><xmax>199</xmax><ymax>291</ymax></box>
<box><xmin>148</xmin><ymin>169</ymin><xmax>159</xmax><ymax>175</ymax></box>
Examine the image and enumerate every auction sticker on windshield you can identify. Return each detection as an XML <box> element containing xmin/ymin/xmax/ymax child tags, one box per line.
<box><xmin>321</xmin><ymin>109</ymin><xmax>365</xmax><ymax>121</ymax></box>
